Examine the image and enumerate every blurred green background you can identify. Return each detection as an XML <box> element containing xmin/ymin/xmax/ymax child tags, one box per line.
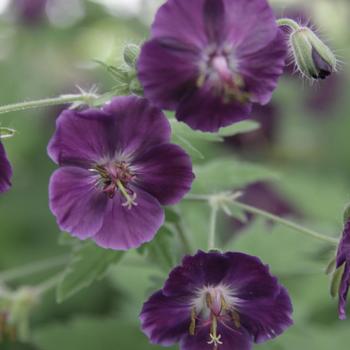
<box><xmin>0</xmin><ymin>0</ymin><xmax>350</xmax><ymax>349</ymax></box>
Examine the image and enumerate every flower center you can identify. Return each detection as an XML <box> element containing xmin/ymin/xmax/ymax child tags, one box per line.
<box><xmin>190</xmin><ymin>285</ymin><xmax>241</xmax><ymax>349</ymax></box>
<box><xmin>94</xmin><ymin>161</ymin><xmax>137</xmax><ymax>209</ymax></box>
<box><xmin>197</xmin><ymin>45</ymin><xmax>249</xmax><ymax>104</ymax></box>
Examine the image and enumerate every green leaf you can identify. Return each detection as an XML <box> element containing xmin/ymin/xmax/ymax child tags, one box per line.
<box><xmin>56</xmin><ymin>242</ymin><xmax>124</xmax><ymax>303</ymax></box>
<box><xmin>138</xmin><ymin>226</ymin><xmax>176</xmax><ymax>272</ymax></box>
<box><xmin>173</xmin><ymin>133</ymin><xmax>205</xmax><ymax>159</ymax></box>
<box><xmin>217</xmin><ymin>120</ymin><xmax>260</xmax><ymax>137</ymax></box>
<box><xmin>192</xmin><ymin>158</ymin><xmax>279</xmax><ymax>194</ymax></box>
<box><xmin>33</xmin><ymin>317</ymin><xmax>173</xmax><ymax>350</ymax></box>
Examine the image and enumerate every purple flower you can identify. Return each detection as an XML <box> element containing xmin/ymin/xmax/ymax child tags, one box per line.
<box><xmin>137</xmin><ymin>0</ymin><xmax>287</xmax><ymax>132</ymax></box>
<box><xmin>13</xmin><ymin>0</ymin><xmax>47</xmax><ymax>25</ymax></box>
<box><xmin>230</xmin><ymin>182</ymin><xmax>301</xmax><ymax>235</ymax></box>
<box><xmin>225</xmin><ymin>104</ymin><xmax>279</xmax><ymax>152</ymax></box>
<box><xmin>336</xmin><ymin>220</ymin><xmax>350</xmax><ymax>320</ymax></box>
<box><xmin>141</xmin><ymin>250</ymin><xmax>293</xmax><ymax>350</ymax></box>
<box><xmin>48</xmin><ymin>96</ymin><xmax>194</xmax><ymax>250</ymax></box>
<box><xmin>0</xmin><ymin>141</ymin><xmax>12</xmax><ymax>194</ymax></box>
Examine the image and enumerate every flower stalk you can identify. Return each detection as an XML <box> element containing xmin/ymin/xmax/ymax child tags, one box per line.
<box><xmin>186</xmin><ymin>193</ymin><xmax>339</xmax><ymax>245</ymax></box>
<box><xmin>0</xmin><ymin>93</ymin><xmax>99</xmax><ymax>116</ymax></box>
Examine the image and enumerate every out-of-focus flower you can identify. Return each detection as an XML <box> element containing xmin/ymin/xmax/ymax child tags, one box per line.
<box><xmin>225</xmin><ymin>104</ymin><xmax>279</xmax><ymax>152</ymax></box>
<box><xmin>141</xmin><ymin>250</ymin><xmax>293</xmax><ymax>350</ymax></box>
<box><xmin>335</xmin><ymin>220</ymin><xmax>350</xmax><ymax>320</ymax></box>
<box><xmin>13</xmin><ymin>0</ymin><xmax>47</xmax><ymax>25</ymax></box>
<box><xmin>138</xmin><ymin>0</ymin><xmax>287</xmax><ymax>132</ymax></box>
<box><xmin>230</xmin><ymin>182</ymin><xmax>301</xmax><ymax>235</ymax></box>
<box><xmin>48</xmin><ymin>96</ymin><xmax>194</xmax><ymax>250</ymax></box>
<box><xmin>0</xmin><ymin>141</ymin><xmax>12</xmax><ymax>194</ymax></box>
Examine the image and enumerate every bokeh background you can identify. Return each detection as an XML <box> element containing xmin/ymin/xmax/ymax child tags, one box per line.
<box><xmin>0</xmin><ymin>0</ymin><xmax>349</xmax><ymax>349</ymax></box>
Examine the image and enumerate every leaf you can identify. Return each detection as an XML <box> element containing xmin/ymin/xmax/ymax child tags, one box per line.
<box><xmin>192</xmin><ymin>158</ymin><xmax>279</xmax><ymax>194</ymax></box>
<box><xmin>173</xmin><ymin>134</ymin><xmax>205</xmax><ymax>159</ymax></box>
<box><xmin>170</xmin><ymin>119</ymin><xmax>222</xmax><ymax>142</ymax></box>
<box><xmin>217</xmin><ymin>120</ymin><xmax>260</xmax><ymax>137</ymax></box>
<box><xmin>33</xmin><ymin>317</ymin><xmax>172</xmax><ymax>350</ymax></box>
<box><xmin>138</xmin><ymin>226</ymin><xmax>176</xmax><ymax>272</ymax></box>
<box><xmin>56</xmin><ymin>242</ymin><xmax>124</xmax><ymax>303</ymax></box>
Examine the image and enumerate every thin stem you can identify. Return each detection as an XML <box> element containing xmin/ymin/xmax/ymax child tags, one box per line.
<box><xmin>35</xmin><ymin>274</ymin><xmax>63</xmax><ymax>296</ymax></box>
<box><xmin>0</xmin><ymin>93</ymin><xmax>98</xmax><ymax>115</ymax></box>
<box><xmin>0</xmin><ymin>255</ymin><xmax>69</xmax><ymax>283</ymax></box>
<box><xmin>208</xmin><ymin>204</ymin><xmax>219</xmax><ymax>250</ymax></box>
<box><xmin>230</xmin><ymin>201</ymin><xmax>339</xmax><ymax>245</ymax></box>
<box><xmin>174</xmin><ymin>222</ymin><xmax>193</xmax><ymax>254</ymax></box>
<box><xmin>277</xmin><ymin>18</ymin><xmax>300</xmax><ymax>31</ymax></box>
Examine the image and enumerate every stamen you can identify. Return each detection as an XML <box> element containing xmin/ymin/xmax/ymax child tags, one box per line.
<box><xmin>116</xmin><ymin>180</ymin><xmax>138</xmax><ymax>209</ymax></box>
<box><xmin>231</xmin><ymin>310</ymin><xmax>241</xmax><ymax>328</ymax></box>
<box><xmin>189</xmin><ymin>307</ymin><xmax>196</xmax><ymax>336</ymax></box>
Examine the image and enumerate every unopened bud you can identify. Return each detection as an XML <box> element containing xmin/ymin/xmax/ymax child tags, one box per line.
<box><xmin>123</xmin><ymin>44</ymin><xmax>140</xmax><ymax>68</ymax></box>
<box><xmin>290</xmin><ymin>27</ymin><xmax>337</xmax><ymax>80</ymax></box>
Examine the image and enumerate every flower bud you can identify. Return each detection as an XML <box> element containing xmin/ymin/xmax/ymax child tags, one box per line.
<box><xmin>123</xmin><ymin>44</ymin><xmax>140</xmax><ymax>68</ymax></box>
<box><xmin>290</xmin><ymin>27</ymin><xmax>337</xmax><ymax>80</ymax></box>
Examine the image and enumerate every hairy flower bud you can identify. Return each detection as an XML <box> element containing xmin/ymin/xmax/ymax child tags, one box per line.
<box><xmin>290</xmin><ymin>26</ymin><xmax>337</xmax><ymax>80</ymax></box>
<box><xmin>123</xmin><ymin>44</ymin><xmax>140</xmax><ymax>68</ymax></box>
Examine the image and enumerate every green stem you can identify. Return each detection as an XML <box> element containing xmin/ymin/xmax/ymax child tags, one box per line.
<box><xmin>0</xmin><ymin>255</ymin><xmax>68</xmax><ymax>283</ymax></box>
<box><xmin>186</xmin><ymin>193</ymin><xmax>339</xmax><ymax>245</ymax></box>
<box><xmin>175</xmin><ymin>222</ymin><xmax>193</xmax><ymax>254</ymax></box>
<box><xmin>208</xmin><ymin>204</ymin><xmax>218</xmax><ymax>250</ymax></box>
<box><xmin>230</xmin><ymin>201</ymin><xmax>339</xmax><ymax>245</ymax></box>
<box><xmin>277</xmin><ymin>18</ymin><xmax>300</xmax><ymax>31</ymax></box>
<box><xmin>0</xmin><ymin>93</ymin><xmax>98</xmax><ymax>115</ymax></box>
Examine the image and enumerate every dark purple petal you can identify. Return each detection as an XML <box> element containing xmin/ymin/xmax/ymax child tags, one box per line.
<box><xmin>49</xmin><ymin>167</ymin><xmax>108</xmax><ymax>239</ymax></box>
<box><xmin>93</xmin><ymin>187</ymin><xmax>164</xmax><ymax>250</ymax></box>
<box><xmin>338</xmin><ymin>263</ymin><xmax>350</xmax><ymax>320</ymax></box>
<box><xmin>176</xmin><ymin>88</ymin><xmax>252</xmax><ymax>132</ymax></box>
<box><xmin>102</xmin><ymin>96</ymin><xmax>172</xmax><ymax>155</ymax></box>
<box><xmin>181</xmin><ymin>323</ymin><xmax>252</xmax><ymax>350</ymax></box>
<box><xmin>336</xmin><ymin>221</ymin><xmax>350</xmax><ymax>319</ymax></box>
<box><xmin>221</xmin><ymin>253</ymin><xmax>293</xmax><ymax>342</ymax></box>
<box><xmin>224</xmin><ymin>0</ymin><xmax>278</xmax><ymax>55</ymax></box>
<box><xmin>336</xmin><ymin>221</ymin><xmax>350</xmax><ymax>269</ymax></box>
<box><xmin>49</xmin><ymin>96</ymin><xmax>171</xmax><ymax>166</ymax></box>
<box><xmin>151</xmin><ymin>0</ymin><xmax>208</xmax><ymax>48</ymax></box>
<box><xmin>140</xmin><ymin>290</ymin><xmax>192</xmax><ymax>346</ymax></box>
<box><xmin>48</xmin><ymin>108</ymin><xmax>115</xmax><ymax>166</ymax></box>
<box><xmin>133</xmin><ymin>143</ymin><xmax>194</xmax><ymax>205</ymax></box>
<box><xmin>203</xmin><ymin>0</ymin><xmax>225</xmax><ymax>42</ymax></box>
<box><xmin>239</xmin><ymin>30</ymin><xmax>287</xmax><ymax>105</ymax></box>
<box><xmin>0</xmin><ymin>142</ymin><xmax>12</xmax><ymax>193</ymax></box>
<box><xmin>163</xmin><ymin>251</ymin><xmax>233</xmax><ymax>297</ymax></box>
<box><xmin>237</xmin><ymin>287</ymin><xmax>293</xmax><ymax>343</ymax></box>
<box><xmin>137</xmin><ymin>39</ymin><xmax>199</xmax><ymax>111</ymax></box>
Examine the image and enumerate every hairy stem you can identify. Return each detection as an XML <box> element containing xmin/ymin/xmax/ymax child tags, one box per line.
<box><xmin>230</xmin><ymin>201</ymin><xmax>339</xmax><ymax>245</ymax></box>
<box><xmin>277</xmin><ymin>18</ymin><xmax>300</xmax><ymax>31</ymax></box>
<box><xmin>0</xmin><ymin>255</ymin><xmax>69</xmax><ymax>283</ymax></box>
<box><xmin>186</xmin><ymin>194</ymin><xmax>339</xmax><ymax>245</ymax></box>
<box><xmin>0</xmin><ymin>93</ymin><xmax>98</xmax><ymax>115</ymax></box>
<box><xmin>208</xmin><ymin>204</ymin><xmax>219</xmax><ymax>250</ymax></box>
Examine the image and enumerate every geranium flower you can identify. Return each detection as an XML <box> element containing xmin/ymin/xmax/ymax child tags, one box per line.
<box><xmin>0</xmin><ymin>141</ymin><xmax>12</xmax><ymax>193</ymax></box>
<box><xmin>336</xmin><ymin>220</ymin><xmax>350</xmax><ymax>319</ymax></box>
<box><xmin>138</xmin><ymin>0</ymin><xmax>287</xmax><ymax>132</ymax></box>
<box><xmin>48</xmin><ymin>96</ymin><xmax>194</xmax><ymax>250</ymax></box>
<box><xmin>141</xmin><ymin>250</ymin><xmax>293</xmax><ymax>350</ymax></box>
